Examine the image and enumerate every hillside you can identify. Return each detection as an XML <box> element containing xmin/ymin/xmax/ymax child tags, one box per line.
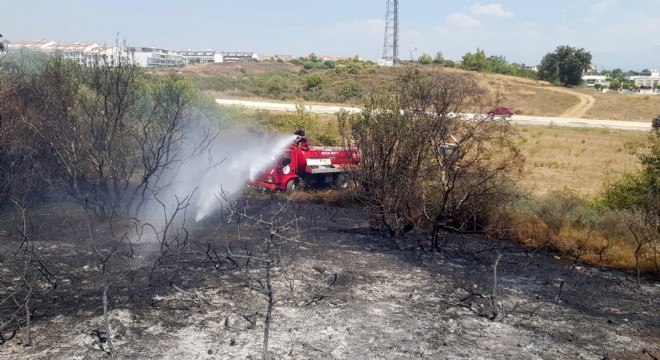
<box><xmin>159</xmin><ymin>61</ymin><xmax>660</xmax><ymax>122</ymax></box>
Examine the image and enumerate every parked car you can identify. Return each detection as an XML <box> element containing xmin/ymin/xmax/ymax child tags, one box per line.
<box><xmin>487</xmin><ymin>107</ymin><xmax>514</xmax><ymax>118</ymax></box>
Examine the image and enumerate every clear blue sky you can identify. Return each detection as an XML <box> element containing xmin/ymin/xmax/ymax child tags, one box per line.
<box><xmin>4</xmin><ymin>0</ymin><xmax>660</xmax><ymax>71</ymax></box>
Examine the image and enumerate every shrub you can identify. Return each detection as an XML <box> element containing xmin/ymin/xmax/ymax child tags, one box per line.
<box><xmin>265</xmin><ymin>75</ymin><xmax>289</xmax><ymax>96</ymax></box>
<box><xmin>418</xmin><ymin>53</ymin><xmax>433</xmax><ymax>65</ymax></box>
<box><xmin>338</xmin><ymin>67</ymin><xmax>524</xmax><ymax>242</ymax></box>
<box><xmin>596</xmin><ymin>130</ymin><xmax>660</xmax><ymax>216</ymax></box>
<box><xmin>339</xmin><ymin>82</ymin><xmax>362</xmax><ymax>100</ymax></box>
<box><xmin>306</xmin><ymin>74</ymin><xmax>324</xmax><ymax>90</ymax></box>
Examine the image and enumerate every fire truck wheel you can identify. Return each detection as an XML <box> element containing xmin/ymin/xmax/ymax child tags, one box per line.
<box><xmin>335</xmin><ymin>173</ymin><xmax>350</xmax><ymax>189</ymax></box>
<box><xmin>285</xmin><ymin>180</ymin><xmax>297</xmax><ymax>193</ymax></box>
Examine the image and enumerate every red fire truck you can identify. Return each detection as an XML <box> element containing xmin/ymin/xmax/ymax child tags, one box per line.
<box><xmin>250</xmin><ymin>138</ymin><xmax>359</xmax><ymax>192</ymax></box>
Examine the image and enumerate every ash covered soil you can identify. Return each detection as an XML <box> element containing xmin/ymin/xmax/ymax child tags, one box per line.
<box><xmin>1</xmin><ymin>199</ymin><xmax>658</xmax><ymax>360</ymax></box>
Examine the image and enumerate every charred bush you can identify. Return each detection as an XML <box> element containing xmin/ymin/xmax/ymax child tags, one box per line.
<box><xmin>339</xmin><ymin>67</ymin><xmax>524</xmax><ymax>247</ymax></box>
<box><xmin>0</xmin><ymin>53</ymin><xmax>218</xmax><ymax>219</ymax></box>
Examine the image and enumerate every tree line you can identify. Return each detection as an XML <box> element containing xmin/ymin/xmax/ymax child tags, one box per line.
<box><xmin>413</xmin><ymin>45</ymin><xmax>592</xmax><ymax>87</ymax></box>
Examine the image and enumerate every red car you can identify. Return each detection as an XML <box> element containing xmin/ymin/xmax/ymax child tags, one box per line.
<box><xmin>487</xmin><ymin>107</ymin><xmax>514</xmax><ymax>118</ymax></box>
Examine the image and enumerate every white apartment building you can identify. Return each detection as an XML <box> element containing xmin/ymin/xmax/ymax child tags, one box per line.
<box><xmin>6</xmin><ymin>39</ymin><xmax>260</xmax><ymax>68</ymax></box>
<box><xmin>7</xmin><ymin>40</ymin><xmax>124</xmax><ymax>67</ymax></box>
<box><xmin>6</xmin><ymin>39</ymin><xmax>57</xmax><ymax>52</ymax></box>
<box><xmin>582</xmin><ymin>74</ymin><xmax>609</xmax><ymax>87</ymax></box>
<box><xmin>220</xmin><ymin>51</ymin><xmax>259</xmax><ymax>62</ymax></box>
<box><xmin>129</xmin><ymin>47</ymin><xmax>186</xmax><ymax>67</ymax></box>
<box><xmin>630</xmin><ymin>70</ymin><xmax>660</xmax><ymax>89</ymax></box>
<box><xmin>180</xmin><ymin>50</ymin><xmax>223</xmax><ymax>65</ymax></box>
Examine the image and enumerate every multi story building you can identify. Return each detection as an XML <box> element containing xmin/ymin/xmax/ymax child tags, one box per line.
<box><xmin>220</xmin><ymin>51</ymin><xmax>259</xmax><ymax>62</ymax></box>
<box><xmin>582</xmin><ymin>74</ymin><xmax>609</xmax><ymax>87</ymax></box>
<box><xmin>6</xmin><ymin>40</ymin><xmax>124</xmax><ymax>67</ymax></box>
<box><xmin>128</xmin><ymin>47</ymin><xmax>186</xmax><ymax>67</ymax></box>
<box><xmin>630</xmin><ymin>70</ymin><xmax>660</xmax><ymax>90</ymax></box>
<box><xmin>179</xmin><ymin>50</ymin><xmax>223</xmax><ymax>65</ymax></box>
<box><xmin>6</xmin><ymin>39</ymin><xmax>259</xmax><ymax>68</ymax></box>
<box><xmin>5</xmin><ymin>39</ymin><xmax>57</xmax><ymax>52</ymax></box>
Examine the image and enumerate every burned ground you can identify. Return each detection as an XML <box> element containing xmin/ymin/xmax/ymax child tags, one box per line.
<box><xmin>0</xmin><ymin>199</ymin><xmax>658</xmax><ymax>359</ymax></box>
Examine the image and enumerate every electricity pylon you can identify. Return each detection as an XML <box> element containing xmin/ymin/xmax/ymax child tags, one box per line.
<box><xmin>380</xmin><ymin>0</ymin><xmax>399</xmax><ymax>66</ymax></box>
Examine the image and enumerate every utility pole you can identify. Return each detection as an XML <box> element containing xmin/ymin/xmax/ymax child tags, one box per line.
<box><xmin>379</xmin><ymin>0</ymin><xmax>399</xmax><ymax>66</ymax></box>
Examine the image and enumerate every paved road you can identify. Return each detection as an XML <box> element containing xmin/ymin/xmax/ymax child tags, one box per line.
<box><xmin>215</xmin><ymin>99</ymin><xmax>652</xmax><ymax>132</ymax></box>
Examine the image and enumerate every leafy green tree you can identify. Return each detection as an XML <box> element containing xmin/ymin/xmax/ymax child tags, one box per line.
<box><xmin>537</xmin><ymin>45</ymin><xmax>592</xmax><ymax>86</ymax></box>
<box><xmin>0</xmin><ymin>33</ymin><xmax>4</xmax><ymax>52</ymax></box>
<box><xmin>323</xmin><ymin>60</ymin><xmax>336</xmax><ymax>69</ymax></box>
<box><xmin>488</xmin><ymin>55</ymin><xmax>512</xmax><ymax>75</ymax></box>
<box><xmin>303</xmin><ymin>61</ymin><xmax>323</xmax><ymax>70</ymax></box>
<box><xmin>418</xmin><ymin>53</ymin><xmax>432</xmax><ymax>65</ymax></box>
<box><xmin>461</xmin><ymin>48</ymin><xmax>490</xmax><ymax>72</ymax></box>
<box><xmin>609</xmin><ymin>79</ymin><xmax>621</xmax><ymax>90</ymax></box>
<box><xmin>609</xmin><ymin>68</ymin><xmax>625</xmax><ymax>82</ymax></box>
<box><xmin>433</xmin><ymin>52</ymin><xmax>445</xmax><ymax>65</ymax></box>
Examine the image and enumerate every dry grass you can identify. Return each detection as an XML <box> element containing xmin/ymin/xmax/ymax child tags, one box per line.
<box><xmin>502</xmin><ymin>213</ymin><xmax>658</xmax><ymax>273</ymax></box>
<box><xmin>154</xmin><ymin>61</ymin><xmax>302</xmax><ymax>77</ymax></box>
<box><xmin>469</xmin><ymin>72</ymin><xmax>576</xmax><ymax>116</ymax></box>
<box><xmin>579</xmin><ymin>88</ymin><xmax>660</xmax><ymax>121</ymax></box>
<box><xmin>179</xmin><ymin>62</ymin><xmax>660</xmax><ymax>122</ymax></box>
<box><xmin>515</xmin><ymin>125</ymin><xmax>648</xmax><ymax>198</ymax></box>
<box><xmin>413</xmin><ymin>68</ymin><xmax>660</xmax><ymax>122</ymax></box>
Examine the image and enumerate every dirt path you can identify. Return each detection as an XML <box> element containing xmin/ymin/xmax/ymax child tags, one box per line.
<box><xmin>529</xmin><ymin>85</ymin><xmax>596</xmax><ymax>118</ymax></box>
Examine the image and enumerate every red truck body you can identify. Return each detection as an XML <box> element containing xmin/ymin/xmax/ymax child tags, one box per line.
<box><xmin>250</xmin><ymin>140</ymin><xmax>359</xmax><ymax>192</ymax></box>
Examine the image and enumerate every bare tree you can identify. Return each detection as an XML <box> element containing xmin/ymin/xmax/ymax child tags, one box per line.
<box><xmin>145</xmin><ymin>190</ymin><xmax>196</xmax><ymax>287</ymax></box>
<box><xmin>0</xmin><ymin>200</ymin><xmax>56</xmax><ymax>346</ymax></box>
<box><xmin>621</xmin><ymin>209</ymin><xmax>659</xmax><ymax>286</ymax></box>
<box><xmin>217</xmin><ymin>198</ymin><xmax>305</xmax><ymax>360</ymax></box>
<box><xmin>455</xmin><ymin>252</ymin><xmax>507</xmax><ymax>321</ymax></box>
<box><xmin>85</xmin><ymin>217</ymin><xmax>134</xmax><ymax>358</ymax></box>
